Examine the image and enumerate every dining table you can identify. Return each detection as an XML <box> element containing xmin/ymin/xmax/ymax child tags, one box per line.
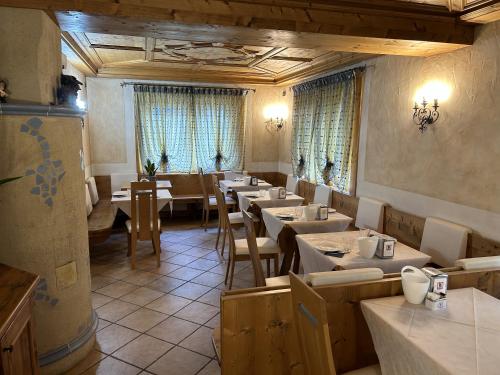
<box><xmin>120</xmin><ymin>180</ymin><xmax>172</xmax><ymax>190</ymax></box>
<box><xmin>261</xmin><ymin>206</ymin><xmax>353</xmax><ymax>275</ymax></box>
<box><xmin>296</xmin><ymin>231</ymin><xmax>431</xmax><ymax>274</ymax></box>
<box><xmin>237</xmin><ymin>190</ymin><xmax>304</xmax><ymax>211</ymax></box>
<box><xmin>111</xmin><ymin>189</ymin><xmax>173</xmax><ymax>217</ymax></box>
<box><xmin>219</xmin><ymin>179</ymin><xmax>273</xmax><ymax>195</ymax></box>
<box><xmin>361</xmin><ymin>287</ymin><xmax>500</xmax><ymax>375</ymax></box>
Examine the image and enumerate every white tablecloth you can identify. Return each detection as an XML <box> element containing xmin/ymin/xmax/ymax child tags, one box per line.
<box><xmin>361</xmin><ymin>288</ymin><xmax>500</xmax><ymax>375</ymax></box>
<box><xmin>121</xmin><ymin>180</ymin><xmax>172</xmax><ymax>190</ymax></box>
<box><xmin>261</xmin><ymin>206</ymin><xmax>352</xmax><ymax>241</ymax></box>
<box><xmin>111</xmin><ymin>189</ymin><xmax>173</xmax><ymax>217</ymax></box>
<box><xmin>237</xmin><ymin>191</ymin><xmax>304</xmax><ymax>211</ymax></box>
<box><xmin>219</xmin><ymin>179</ymin><xmax>273</xmax><ymax>194</ymax></box>
<box><xmin>296</xmin><ymin>231</ymin><xmax>431</xmax><ymax>273</ymax></box>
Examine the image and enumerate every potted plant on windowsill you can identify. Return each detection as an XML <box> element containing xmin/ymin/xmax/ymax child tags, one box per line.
<box><xmin>160</xmin><ymin>149</ymin><xmax>168</xmax><ymax>173</ymax></box>
<box><xmin>144</xmin><ymin>159</ymin><xmax>158</xmax><ymax>181</ymax></box>
<box><xmin>296</xmin><ymin>154</ymin><xmax>305</xmax><ymax>178</ymax></box>
<box><xmin>322</xmin><ymin>155</ymin><xmax>334</xmax><ymax>185</ymax></box>
<box><xmin>214</xmin><ymin>150</ymin><xmax>224</xmax><ymax>172</ymax></box>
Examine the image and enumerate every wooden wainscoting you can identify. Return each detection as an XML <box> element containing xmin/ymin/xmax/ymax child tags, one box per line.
<box><xmin>220</xmin><ymin>268</ymin><xmax>500</xmax><ymax>375</ymax></box>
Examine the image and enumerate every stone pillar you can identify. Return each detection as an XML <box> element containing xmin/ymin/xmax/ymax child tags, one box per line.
<box><xmin>0</xmin><ymin>7</ymin><xmax>94</xmax><ymax>374</ymax></box>
<box><xmin>0</xmin><ymin>7</ymin><xmax>61</xmax><ymax>104</ymax></box>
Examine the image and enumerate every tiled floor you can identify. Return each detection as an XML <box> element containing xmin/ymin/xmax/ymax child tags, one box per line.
<box><xmin>65</xmin><ymin>220</ymin><xmax>260</xmax><ymax>375</ymax></box>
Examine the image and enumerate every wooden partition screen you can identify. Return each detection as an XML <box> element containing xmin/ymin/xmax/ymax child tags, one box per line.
<box><xmin>220</xmin><ymin>268</ymin><xmax>500</xmax><ymax>375</ymax></box>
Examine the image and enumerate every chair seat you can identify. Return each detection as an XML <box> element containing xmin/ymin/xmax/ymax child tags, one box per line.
<box><xmin>228</xmin><ymin>211</ymin><xmax>260</xmax><ymax>224</ymax></box>
<box><xmin>126</xmin><ymin>218</ymin><xmax>161</xmax><ymax>233</ymax></box>
<box><xmin>209</xmin><ymin>196</ymin><xmax>236</xmax><ymax>207</ymax></box>
<box><xmin>265</xmin><ymin>275</ymin><xmax>291</xmax><ymax>287</ymax></box>
<box><xmin>234</xmin><ymin>237</ymin><xmax>280</xmax><ymax>255</ymax></box>
<box><xmin>343</xmin><ymin>364</ymin><xmax>381</xmax><ymax>375</ymax></box>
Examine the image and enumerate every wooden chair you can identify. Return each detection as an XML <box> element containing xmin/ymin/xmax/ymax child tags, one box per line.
<box><xmin>126</xmin><ymin>181</ymin><xmax>161</xmax><ymax>269</ymax></box>
<box><xmin>214</xmin><ymin>188</ymin><xmax>280</xmax><ymax>289</ymax></box>
<box><xmin>242</xmin><ymin>210</ymin><xmax>289</xmax><ymax>287</ymax></box>
<box><xmin>289</xmin><ymin>272</ymin><xmax>381</xmax><ymax>375</ymax></box>
<box><xmin>198</xmin><ymin>168</ymin><xmax>236</xmax><ymax>231</ymax></box>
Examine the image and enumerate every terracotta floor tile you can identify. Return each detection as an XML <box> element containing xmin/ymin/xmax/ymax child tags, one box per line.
<box><xmin>95</xmin><ymin>281</ymin><xmax>138</xmax><ymax>299</ymax></box>
<box><xmin>197</xmin><ymin>360</ymin><xmax>221</xmax><ymax>375</ymax></box>
<box><xmin>117</xmin><ymin>308</ymin><xmax>168</xmax><ymax>332</ymax></box>
<box><xmin>65</xmin><ymin>349</ymin><xmax>106</xmax><ymax>375</ymax></box>
<box><xmin>192</xmin><ymin>272</ymin><xmax>226</xmax><ymax>288</ymax></box>
<box><xmin>149</xmin><ymin>262</ymin><xmax>182</xmax><ymax>276</ymax></box>
<box><xmin>146</xmin><ymin>316</ymin><xmax>200</xmax><ymax>344</ymax></box>
<box><xmin>147</xmin><ymin>276</ymin><xmax>185</xmax><ymax>293</ymax></box>
<box><xmin>167</xmin><ymin>266</ymin><xmax>205</xmax><ymax>281</ymax></box>
<box><xmin>95</xmin><ymin>324</ymin><xmax>140</xmax><ymax>354</ymax></box>
<box><xmin>92</xmin><ymin>292</ymin><xmax>114</xmax><ymax>309</ymax></box>
<box><xmin>91</xmin><ymin>275</ymin><xmax>116</xmax><ymax>291</ymax></box>
<box><xmin>81</xmin><ymin>356</ymin><xmax>141</xmax><ymax>375</ymax></box>
<box><xmin>113</xmin><ymin>334</ymin><xmax>173</xmax><ymax>369</ymax></box>
<box><xmin>120</xmin><ymin>270</ymin><xmax>162</xmax><ymax>286</ymax></box>
<box><xmin>179</xmin><ymin>326</ymin><xmax>215</xmax><ymax>357</ymax></box>
<box><xmin>160</xmin><ymin>242</ymin><xmax>193</xmax><ymax>253</ymax></box>
<box><xmin>204</xmin><ymin>314</ymin><xmax>220</xmax><ymax>329</ymax></box>
<box><xmin>197</xmin><ymin>289</ymin><xmax>221</xmax><ymax>308</ymax></box>
<box><xmin>97</xmin><ymin>318</ymin><xmax>112</xmax><ymax>332</ymax></box>
<box><xmin>96</xmin><ymin>299</ymin><xmax>140</xmax><ymax>322</ymax></box>
<box><xmin>187</xmin><ymin>258</ymin><xmax>221</xmax><ymax>271</ymax></box>
<box><xmin>184</xmin><ymin>247</ymin><xmax>213</xmax><ymax>258</ymax></box>
<box><xmin>147</xmin><ymin>346</ymin><xmax>210</xmax><ymax>375</ymax></box>
<box><xmin>168</xmin><ymin>254</ymin><xmax>200</xmax><ymax>266</ymax></box>
<box><xmin>174</xmin><ymin>301</ymin><xmax>219</xmax><ymax>325</ymax></box>
<box><xmin>202</xmin><ymin>251</ymin><xmax>224</xmax><ymax>262</ymax></box>
<box><xmin>120</xmin><ymin>287</ymin><xmax>164</xmax><ymax>306</ymax></box>
<box><xmin>170</xmin><ymin>282</ymin><xmax>212</xmax><ymax>300</ymax></box>
<box><xmin>145</xmin><ymin>294</ymin><xmax>191</xmax><ymax>315</ymax></box>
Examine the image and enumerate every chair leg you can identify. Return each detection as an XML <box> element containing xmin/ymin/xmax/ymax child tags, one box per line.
<box><xmin>204</xmin><ymin>207</ymin><xmax>209</xmax><ymax>231</ymax></box>
<box><xmin>221</xmin><ymin>223</ymin><xmax>227</xmax><ymax>257</ymax></box>
<box><xmin>130</xmin><ymin>234</ymin><xmax>137</xmax><ymax>269</ymax></box>
<box><xmin>200</xmin><ymin>206</ymin><xmax>205</xmax><ymax>227</ymax></box>
<box><xmin>266</xmin><ymin>258</ymin><xmax>271</xmax><ymax>278</ymax></box>
<box><xmin>228</xmin><ymin>257</ymin><xmax>236</xmax><ymax>290</ymax></box>
<box><xmin>224</xmin><ymin>253</ymin><xmax>231</xmax><ymax>285</ymax></box>
<box><xmin>127</xmin><ymin>233</ymin><xmax>131</xmax><ymax>257</ymax></box>
<box><xmin>274</xmin><ymin>254</ymin><xmax>280</xmax><ymax>277</ymax></box>
<box><xmin>154</xmin><ymin>233</ymin><xmax>161</xmax><ymax>267</ymax></box>
<box><xmin>215</xmin><ymin>216</ymin><xmax>221</xmax><ymax>250</ymax></box>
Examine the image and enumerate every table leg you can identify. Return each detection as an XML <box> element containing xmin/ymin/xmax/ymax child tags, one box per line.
<box><xmin>277</xmin><ymin>227</ymin><xmax>298</xmax><ymax>276</ymax></box>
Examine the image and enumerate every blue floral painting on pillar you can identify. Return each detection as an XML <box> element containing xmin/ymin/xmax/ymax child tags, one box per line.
<box><xmin>20</xmin><ymin>117</ymin><xmax>65</xmax><ymax>207</ymax></box>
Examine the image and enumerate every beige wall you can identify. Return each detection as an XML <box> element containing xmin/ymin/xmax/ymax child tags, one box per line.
<box><xmin>364</xmin><ymin>21</ymin><xmax>500</xmax><ymax>214</ymax></box>
<box><xmin>86</xmin><ymin>78</ymin><xmax>287</xmax><ymax>174</ymax></box>
<box><xmin>0</xmin><ymin>7</ymin><xmax>61</xmax><ymax>104</ymax></box>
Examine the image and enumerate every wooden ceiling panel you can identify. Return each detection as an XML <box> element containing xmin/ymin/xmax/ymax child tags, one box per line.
<box><xmin>257</xmin><ymin>59</ymin><xmax>303</xmax><ymax>73</ymax></box>
<box><xmin>97</xmin><ymin>49</ymin><xmax>146</xmax><ymax>64</ymax></box>
<box><xmin>85</xmin><ymin>33</ymin><xmax>145</xmax><ymax>48</ymax></box>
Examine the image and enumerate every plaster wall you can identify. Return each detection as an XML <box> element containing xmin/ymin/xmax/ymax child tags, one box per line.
<box><xmin>86</xmin><ymin>78</ymin><xmax>285</xmax><ymax>174</ymax></box>
<box><xmin>0</xmin><ymin>7</ymin><xmax>61</xmax><ymax>104</ymax></box>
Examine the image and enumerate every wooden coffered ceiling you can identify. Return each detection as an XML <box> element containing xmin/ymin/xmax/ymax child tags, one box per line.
<box><xmin>4</xmin><ymin>0</ymin><xmax>500</xmax><ymax>84</ymax></box>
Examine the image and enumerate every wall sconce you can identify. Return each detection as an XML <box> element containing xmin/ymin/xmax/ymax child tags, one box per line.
<box><xmin>412</xmin><ymin>80</ymin><xmax>450</xmax><ymax>133</ymax></box>
<box><xmin>264</xmin><ymin>103</ymin><xmax>288</xmax><ymax>132</ymax></box>
<box><xmin>413</xmin><ymin>98</ymin><xmax>439</xmax><ymax>133</ymax></box>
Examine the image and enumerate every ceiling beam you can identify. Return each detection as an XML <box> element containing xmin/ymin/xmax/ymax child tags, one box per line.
<box><xmin>460</xmin><ymin>1</ymin><xmax>500</xmax><ymax>23</ymax></box>
<box><xmin>61</xmin><ymin>31</ymin><xmax>98</xmax><ymax>75</ymax></box>
<box><xmin>0</xmin><ymin>0</ymin><xmax>476</xmax><ymax>56</ymax></box>
<box><xmin>248</xmin><ymin>47</ymin><xmax>286</xmax><ymax>68</ymax></box>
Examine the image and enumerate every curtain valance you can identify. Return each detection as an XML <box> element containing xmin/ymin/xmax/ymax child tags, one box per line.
<box><xmin>292</xmin><ymin>67</ymin><xmax>365</xmax><ymax>95</ymax></box>
<box><xmin>133</xmin><ymin>84</ymin><xmax>247</xmax><ymax>96</ymax></box>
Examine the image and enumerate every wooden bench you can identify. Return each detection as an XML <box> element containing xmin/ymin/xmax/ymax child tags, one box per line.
<box><xmin>220</xmin><ymin>267</ymin><xmax>500</xmax><ymax>374</ymax></box>
<box><xmin>88</xmin><ymin>176</ymin><xmax>117</xmax><ymax>247</ymax></box>
<box><xmin>88</xmin><ymin>200</ymin><xmax>117</xmax><ymax>247</ymax></box>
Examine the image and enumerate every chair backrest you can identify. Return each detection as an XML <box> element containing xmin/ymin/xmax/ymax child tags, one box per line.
<box><xmin>214</xmin><ymin>187</ymin><xmax>236</xmax><ymax>250</ymax></box>
<box><xmin>313</xmin><ymin>184</ymin><xmax>332</xmax><ymax>206</ymax></box>
<box><xmin>85</xmin><ymin>184</ymin><xmax>93</xmax><ymax>216</ymax></box>
<box><xmin>242</xmin><ymin>210</ymin><xmax>266</xmax><ymax>287</ymax></box>
<box><xmin>307</xmin><ymin>268</ymin><xmax>384</xmax><ymax>287</ymax></box>
<box><xmin>456</xmin><ymin>256</ymin><xmax>500</xmax><ymax>270</ymax></box>
<box><xmin>198</xmin><ymin>168</ymin><xmax>209</xmax><ymax>202</ymax></box>
<box><xmin>286</xmin><ymin>174</ymin><xmax>299</xmax><ymax>194</ymax></box>
<box><xmin>420</xmin><ymin>217</ymin><xmax>471</xmax><ymax>267</ymax></box>
<box><xmin>211</xmin><ymin>174</ymin><xmax>219</xmax><ymax>190</ymax></box>
<box><xmin>130</xmin><ymin>181</ymin><xmax>158</xmax><ymax>241</ymax></box>
<box><xmin>355</xmin><ymin>197</ymin><xmax>386</xmax><ymax>233</ymax></box>
<box><xmin>289</xmin><ymin>272</ymin><xmax>336</xmax><ymax>375</ymax></box>
<box><xmin>111</xmin><ymin>172</ymin><xmax>138</xmax><ymax>192</ymax></box>
<box><xmin>86</xmin><ymin>176</ymin><xmax>99</xmax><ymax>205</ymax></box>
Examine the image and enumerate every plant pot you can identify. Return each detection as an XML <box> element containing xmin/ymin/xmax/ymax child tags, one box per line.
<box><xmin>147</xmin><ymin>175</ymin><xmax>156</xmax><ymax>182</ymax></box>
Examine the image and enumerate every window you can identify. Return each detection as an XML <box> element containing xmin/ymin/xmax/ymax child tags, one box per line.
<box><xmin>134</xmin><ymin>85</ymin><xmax>246</xmax><ymax>173</ymax></box>
<box><xmin>291</xmin><ymin>68</ymin><xmax>364</xmax><ymax>195</ymax></box>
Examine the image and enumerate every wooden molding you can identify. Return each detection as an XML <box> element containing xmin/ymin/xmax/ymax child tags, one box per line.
<box><xmin>460</xmin><ymin>1</ymin><xmax>500</xmax><ymax>22</ymax></box>
<box><xmin>61</xmin><ymin>32</ymin><xmax>98</xmax><ymax>75</ymax></box>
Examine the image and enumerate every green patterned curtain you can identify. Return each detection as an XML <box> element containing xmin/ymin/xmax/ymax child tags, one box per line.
<box><xmin>291</xmin><ymin>68</ymin><xmax>364</xmax><ymax>195</ymax></box>
<box><xmin>134</xmin><ymin>85</ymin><xmax>246</xmax><ymax>173</ymax></box>
<box><xmin>193</xmin><ymin>88</ymin><xmax>246</xmax><ymax>172</ymax></box>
